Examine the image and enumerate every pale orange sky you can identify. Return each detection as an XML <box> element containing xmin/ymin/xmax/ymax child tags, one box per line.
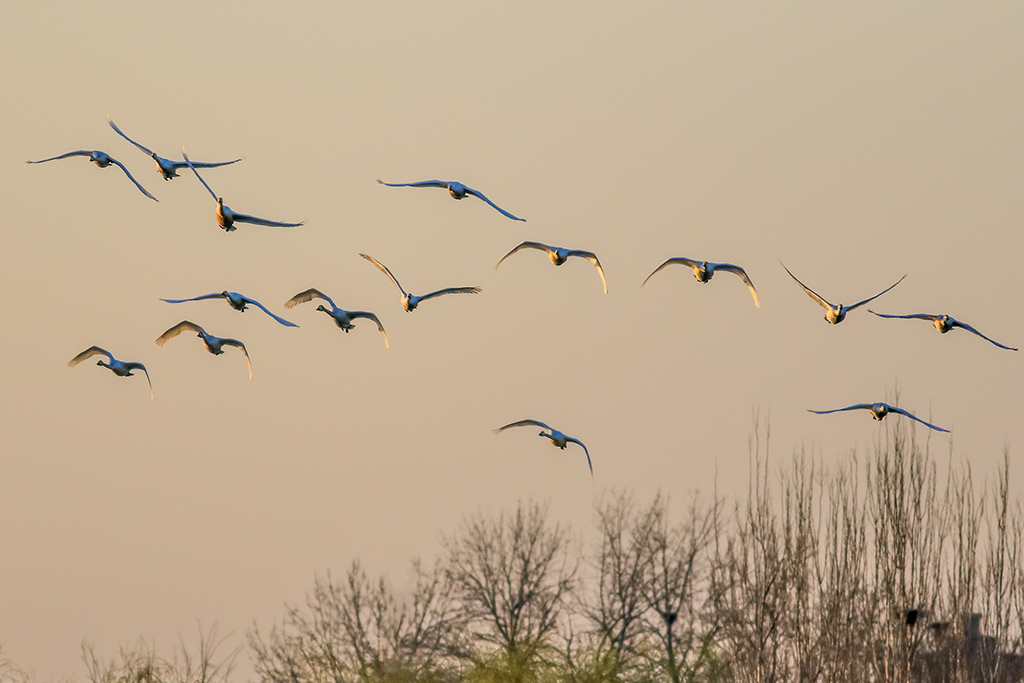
<box><xmin>1</xmin><ymin>2</ymin><xmax>1022</xmax><ymax>679</ymax></box>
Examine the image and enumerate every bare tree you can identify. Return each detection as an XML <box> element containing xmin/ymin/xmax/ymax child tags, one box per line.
<box><xmin>82</xmin><ymin>624</ymin><xmax>237</xmax><ymax>683</ymax></box>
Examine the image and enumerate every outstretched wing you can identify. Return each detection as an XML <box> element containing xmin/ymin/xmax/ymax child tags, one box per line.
<box><xmin>464</xmin><ymin>186</ymin><xmax>525</xmax><ymax>221</ymax></box>
<box><xmin>68</xmin><ymin>346</ymin><xmax>113</xmax><ymax>367</ymax></box>
<box><xmin>567</xmin><ymin>250</ymin><xmax>607</xmax><ymax>294</ymax></box>
<box><xmin>494</xmin><ymin>241</ymin><xmax>554</xmax><ymax>270</ymax></box>
<box><xmin>419</xmin><ymin>286</ymin><xmax>482</xmax><ymax>302</ymax></box>
<box><xmin>494</xmin><ymin>419</ymin><xmax>552</xmax><ymax>434</ymax></box>
<box><xmin>807</xmin><ymin>404</ymin><xmax>874</xmax><ymax>415</ymax></box>
<box><xmin>160</xmin><ymin>293</ymin><xmax>223</xmax><ymax>304</ymax></box>
<box><xmin>868</xmin><ymin>311</ymin><xmax>938</xmax><ymax>322</ymax></box>
<box><xmin>845</xmin><ymin>274</ymin><xmax>907</xmax><ymax>312</ymax></box>
<box><xmin>349</xmin><ymin>311</ymin><xmax>389</xmax><ymax>349</ymax></box>
<box><xmin>360</xmin><ymin>253</ymin><xmax>408</xmax><ymax>296</ymax></box>
<box><xmin>182</xmin><ymin>147</ymin><xmax>219</xmax><ymax>201</ymax></box>
<box><xmin>155</xmin><ymin>320</ymin><xmax>206</xmax><ymax>346</ymax></box>
<box><xmin>377</xmin><ymin>178</ymin><xmax>448</xmax><ymax>189</ymax></box>
<box><xmin>640</xmin><ymin>257</ymin><xmax>700</xmax><ymax>288</ymax></box>
<box><xmin>106</xmin><ymin>116</ymin><xmax>155</xmax><ymax>156</ymax></box>
<box><xmin>714</xmin><ymin>264</ymin><xmax>760</xmax><ymax>308</ymax></box>
<box><xmin>951</xmin><ymin>318</ymin><xmax>1018</xmax><ymax>351</ymax></box>
<box><xmin>565</xmin><ymin>437</ymin><xmax>594</xmax><ymax>476</ymax></box>
<box><xmin>26</xmin><ymin>150</ymin><xmax>93</xmax><ymax>164</ymax></box>
<box><xmin>242</xmin><ymin>296</ymin><xmax>299</xmax><ymax>327</ymax></box>
<box><xmin>172</xmin><ymin>158</ymin><xmax>241</xmax><ymax>170</ymax></box>
<box><xmin>284</xmin><ymin>288</ymin><xmax>336</xmax><ymax>310</ymax></box>
<box><xmin>123</xmin><ymin>361</ymin><xmax>154</xmax><ymax>399</ymax></box>
<box><xmin>231</xmin><ymin>211</ymin><xmax>303</xmax><ymax>228</ymax></box>
<box><xmin>220</xmin><ymin>339</ymin><xmax>252</xmax><ymax>380</ymax></box>
<box><xmin>107</xmin><ymin>157</ymin><xmax>157</xmax><ymax>201</ymax></box>
<box><xmin>889</xmin><ymin>406</ymin><xmax>950</xmax><ymax>433</ymax></box>
<box><xmin>781</xmin><ymin>261</ymin><xmax>834</xmax><ymax>311</ymax></box>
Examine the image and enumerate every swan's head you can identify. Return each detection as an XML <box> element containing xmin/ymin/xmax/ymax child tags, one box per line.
<box><xmin>221</xmin><ymin>290</ymin><xmax>230</xmax><ymax>297</ymax></box>
<box><xmin>96</xmin><ymin>360</ymin><xmax>107</xmax><ymax>368</ymax></box>
<box><xmin>315</xmin><ymin>304</ymin><xmax>326</xmax><ymax>312</ymax></box>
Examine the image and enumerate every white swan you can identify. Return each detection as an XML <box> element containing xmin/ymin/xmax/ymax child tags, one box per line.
<box><xmin>155</xmin><ymin>320</ymin><xmax>252</xmax><ymax>380</ymax></box>
<box><xmin>108</xmin><ymin>116</ymin><xmax>240</xmax><ymax>181</ymax></box>
<box><xmin>68</xmin><ymin>346</ymin><xmax>153</xmax><ymax>398</ymax></box>
<box><xmin>495</xmin><ymin>241</ymin><xmax>607</xmax><ymax>294</ymax></box>
<box><xmin>493</xmin><ymin>419</ymin><xmax>593</xmax><ymax>475</ymax></box>
<box><xmin>781</xmin><ymin>262</ymin><xmax>905</xmax><ymax>324</ymax></box>
<box><xmin>376</xmin><ymin>178</ymin><xmax>525</xmax><ymax>221</ymax></box>
<box><xmin>868</xmin><ymin>311</ymin><xmax>1017</xmax><ymax>351</ymax></box>
<box><xmin>359</xmin><ymin>253</ymin><xmax>481</xmax><ymax>312</ymax></box>
<box><xmin>183</xmin><ymin>147</ymin><xmax>302</xmax><ymax>231</ymax></box>
<box><xmin>27</xmin><ymin>149</ymin><xmax>157</xmax><ymax>201</ymax></box>
<box><xmin>160</xmin><ymin>291</ymin><xmax>297</xmax><ymax>327</ymax></box>
<box><xmin>284</xmin><ymin>288</ymin><xmax>389</xmax><ymax>349</ymax></box>
<box><xmin>641</xmin><ymin>257</ymin><xmax>759</xmax><ymax>307</ymax></box>
<box><xmin>808</xmin><ymin>402</ymin><xmax>949</xmax><ymax>433</ymax></box>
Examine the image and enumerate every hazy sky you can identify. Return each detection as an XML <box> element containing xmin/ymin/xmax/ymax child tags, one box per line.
<box><xmin>1</xmin><ymin>2</ymin><xmax>1021</xmax><ymax>678</ymax></box>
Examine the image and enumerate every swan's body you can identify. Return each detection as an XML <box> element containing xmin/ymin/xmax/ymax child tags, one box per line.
<box><xmin>376</xmin><ymin>178</ymin><xmax>525</xmax><ymax>221</ymax></box>
<box><xmin>868</xmin><ymin>311</ymin><xmax>1017</xmax><ymax>351</ymax></box>
<box><xmin>155</xmin><ymin>320</ymin><xmax>252</xmax><ymax>380</ymax></box>
<box><xmin>493</xmin><ymin>419</ymin><xmax>593</xmax><ymax>475</ymax></box>
<box><xmin>641</xmin><ymin>257</ymin><xmax>759</xmax><ymax>307</ymax></box>
<box><xmin>68</xmin><ymin>346</ymin><xmax>153</xmax><ymax>398</ymax></box>
<box><xmin>183</xmin><ymin>147</ymin><xmax>302</xmax><ymax>231</ymax></box>
<box><xmin>27</xmin><ymin>149</ymin><xmax>157</xmax><ymax>201</ymax></box>
<box><xmin>359</xmin><ymin>253</ymin><xmax>481</xmax><ymax>312</ymax></box>
<box><xmin>160</xmin><ymin>291</ymin><xmax>297</xmax><ymax>327</ymax></box>
<box><xmin>284</xmin><ymin>288</ymin><xmax>389</xmax><ymax>349</ymax></box>
<box><xmin>107</xmin><ymin>116</ymin><xmax>240</xmax><ymax>180</ymax></box>
<box><xmin>781</xmin><ymin>262</ymin><xmax>905</xmax><ymax>324</ymax></box>
<box><xmin>808</xmin><ymin>402</ymin><xmax>948</xmax><ymax>433</ymax></box>
<box><xmin>495</xmin><ymin>241</ymin><xmax>607</xmax><ymax>294</ymax></box>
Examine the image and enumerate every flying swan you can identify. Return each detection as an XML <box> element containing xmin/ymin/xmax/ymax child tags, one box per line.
<box><xmin>360</xmin><ymin>253</ymin><xmax>481</xmax><ymax>312</ymax></box>
<box><xmin>495</xmin><ymin>241</ymin><xmax>607</xmax><ymax>294</ymax></box>
<box><xmin>493</xmin><ymin>419</ymin><xmax>593</xmax><ymax>475</ymax></box>
<box><xmin>284</xmin><ymin>288</ymin><xmax>389</xmax><ymax>349</ymax></box>
<box><xmin>377</xmin><ymin>178</ymin><xmax>525</xmax><ymax>221</ymax></box>
<box><xmin>641</xmin><ymin>257</ymin><xmax>759</xmax><ymax>307</ymax></box>
<box><xmin>67</xmin><ymin>346</ymin><xmax>153</xmax><ymax>398</ymax></box>
<box><xmin>781</xmin><ymin>262</ymin><xmax>904</xmax><ymax>324</ymax></box>
<box><xmin>808</xmin><ymin>402</ymin><xmax>949</xmax><ymax>433</ymax></box>
<box><xmin>160</xmin><ymin>291</ymin><xmax>297</xmax><ymax>327</ymax></box>
<box><xmin>107</xmin><ymin>116</ymin><xmax>240</xmax><ymax>180</ymax></box>
<box><xmin>155</xmin><ymin>320</ymin><xmax>252</xmax><ymax>380</ymax></box>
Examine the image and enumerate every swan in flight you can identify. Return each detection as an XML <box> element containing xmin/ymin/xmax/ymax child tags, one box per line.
<box><xmin>781</xmin><ymin>262</ymin><xmax>905</xmax><ymax>324</ymax></box>
<box><xmin>641</xmin><ymin>257</ymin><xmax>760</xmax><ymax>307</ymax></box>
<box><xmin>27</xmin><ymin>149</ymin><xmax>157</xmax><ymax>201</ymax></box>
<box><xmin>155</xmin><ymin>320</ymin><xmax>252</xmax><ymax>380</ymax></box>
<box><xmin>376</xmin><ymin>178</ymin><xmax>525</xmax><ymax>221</ymax></box>
<box><xmin>107</xmin><ymin>116</ymin><xmax>240</xmax><ymax>181</ymax></box>
<box><xmin>493</xmin><ymin>419</ymin><xmax>593</xmax><ymax>476</ymax></box>
<box><xmin>160</xmin><ymin>291</ymin><xmax>297</xmax><ymax>327</ymax></box>
<box><xmin>183</xmin><ymin>147</ymin><xmax>303</xmax><ymax>231</ymax></box>
<box><xmin>359</xmin><ymin>253</ymin><xmax>481</xmax><ymax>312</ymax></box>
<box><xmin>495</xmin><ymin>241</ymin><xmax>607</xmax><ymax>294</ymax></box>
<box><xmin>868</xmin><ymin>311</ymin><xmax>1017</xmax><ymax>351</ymax></box>
<box><xmin>808</xmin><ymin>402</ymin><xmax>949</xmax><ymax>433</ymax></box>
<box><xmin>284</xmin><ymin>288</ymin><xmax>389</xmax><ymax>349</ymax></box>
<box><xmin>67</xmin><ymin>346</ymin><xmax>153</xmax><ymax>398</ymax></box>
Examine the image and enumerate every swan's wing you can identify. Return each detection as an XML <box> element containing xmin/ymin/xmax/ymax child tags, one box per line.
<box><xmin>807</xmin><ymin>404</ymin><xmax>874</xmax><ymax>415</ymax></box>
<box><xmin>155</xmin><ymin>320</ymin><xmax>205</xmax><ymax>346</ymax></box>
<box><xmin>565</xmin><ymin>437</ymin><xmax>593</xmax><ymax>476</ymax></box>
<box><xmin>714</xmin><ymin>263</ymin><xmax>760</xmax><ymax>308</ymax></box>
<box><xmin>494</xmin><ymin>419</ymin><xmax>552</xmax><ymax>434</ymax></box>
<box><xmin>376</xmin><ymin>179</ymin><xmax>448</xmax><ymax>189</ymax></box>
<box><xmin>68</xmin><ymin>346</ymin><xmax>113</xmax><ymax>367</ymax></box>
<box><xmin>781</xmin><ymin>262</ymin><xmax>834</xmax><ymax>311</ymax></box>
<box><xmin>230</xmin><ymin>212</ymin><xmax>303</xmax><ymax>228</ymax></box>
<box><xmin>160</xmin><ymin>293</ymin><xmax>223</xmax><ymax>304</ymax></box>
<box><xmin>242</xmin><ymin>296</ymin><xmax>299</xmax><ymax>327</ymax></box>
<box><xmin>640</xmin><ymin>258</ymin><xmax>699</xmax><ymax>288</ymax></box>
<box><xmin>950</xmin><ymin>318</ymin><xmax>1018</xmax><ymax>351</ymax></box>
<box><xmin>171</xmin><ymin>158</ymin><xmax>241</xmax><ymax>170</ymax></box>
<box><xmin>359</xmin><ymin>253</ymin><xmax>407</xmax><ymax>296</ymax></box>
<box><xmin>868</xmin><ymin>311</ymin><xmax>938</xmax><ymax>322</ymax></box>
<box><xmin>106</xmin><ymin>116</ymin><xmax>155</xmax><ymax>156</ymax></box>
<box><xmin>418</xmin><ymin>286</ymin><xmax>482</xmax><ymax>302</ymax></box>
<box><xmin>494</xmin><ymin>241</ymin><xmax>554</xmax><ymax>270</ymax></box>
<box><xmin>108</xmin><ymin>157</ymin><xmax>157</xmax><ymax>201</ymax></box>
<box><xmin>464</xmin><ymin>186</ymin><xmax>525</xmax><ymax>221</ymax></box>
<box><xmin>182</xmin><ymin>146</ymin><xmax>219</xmax><ymax>201</ymax></box>
<box><xmin>889</xmin><ymin>406</ymin><xmax>950</xmax><ymax>433</ymax></box>
<box><xmin>220</xmin><ymin>339</ymin><xmax>252</xmax><ymax>380</ymax></box>
<box><xmin>348</xmin><ymin>311</ymin><xmax>389</xmax><ymax>349</ymax></box>
<box><xmin>284</xmin><ymin>288</ymin><xmax>335</xmax><ymax>310</ymax></box>
<box><xmin>845</xmin><ymin>274</ymin><xmax>907</xmax><ymax>312</ymax></box>
<box><xmin>26</xmin><ymin>150</ymin><xmax>93</xmax><ymax>164</ymax></box>
<box><xmin>123</xmin><ymin>361</ymin><xmax>153</xmax><ymax>399</ymax></box>
<box><xmin>567</xmin><ymin>250</ymin><xmax>607</xmax><ymax>294</ymax></box>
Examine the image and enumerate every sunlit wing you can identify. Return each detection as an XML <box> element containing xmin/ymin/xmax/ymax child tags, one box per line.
<box><xmin>419</xmin><ymin>286</ymin><xmax>482</xmax><ymax>302</ymax></box>
<box><xmin>221</xmin><ymin>339</ymin><xmax>252</xmax><ymax>380</ymax></box>
<box><xmin>781</xmin><ymin>262</ymin><xmax>833</xmax><ymax>310</ymax></box>
<box><xmin>568</xmin><ymin>250</ymin><xmax>607</xmax><ymax>294</ymax></box>
<box><xmin>494</xmin><ymin>419</ymin><xmax>552</xmax><ymax>434</ymax></box>
<box><xmin>231</xmin><ymin>212</ymin><xmax>303</xmax><ymax>228</ymax></box>
<box><xmin>173</xmin><ymin>158</ymin><xmax>241</xmax><ymax>170</ymax></box>
<box><xmin>160</xmin><ymin>293</ymin><xmax>223</xmax><ymax>304</ymax></box>
<box><xmin>108</xmin><ymin>158</ymin><xmax>157</xmax><ymax>201</ymax></box>
<box><xmin>106</xmin><ymin>116</ymin><xmax>155</xmax><ymax>156</ymax></box>
<box><xmin>566</xmin><ymin>437</ymin><xmax>593</xmax><ymax>476</ymax></box>
<box><xmin>494</xmin><ymin>241</ymin><xmax>554</xmax><ymax>269</ymax></box>
<box><xmin>951</xmin><ymin>318</ymin><xmax>1018</xmax><ymax>351</ymax></box>
<box><xmin>284</xmin><ymin>288</ymin><xmax>336</xmax><ymax>310</ymax></box>
<box><xmin>889</xmin><ymin>406</ymin><xmax>950</xmax><ymax>433</ymax></box>
<box><xmin>124</xmin><ymin>361</ymin><xmax>154</xmax><ymax>399</ymax></box>
<box><xmin>845</xmin><ymin>274</ymin><xmax>906</xmax><ymax>312</ymax></box>
<box><xmin>868</xmin><ymin>311</ymin><xmax>937</xmax><ymax>322</ymax></box>
<box><xmin>807</xmin><ymin>404</ymin><xmax>874</xmax><ymax>415</ymax></box>
<box><xmin>349</xmin><ymin>311</ymin><xmax>389</xmax><ymax>349</ymax></box>
<box><xmin>360</xmin><ymin>253</ymin><xmax>407</xmax><ymax>296</ymax></box>
<box><xmin>155</xmin><ymin>320</ymin><xmax>206</xmax><ymax>346</ymax></box>
<box><xmin>68</xmin><ymin>346</ymin><xmax>113</xmax><ymax>367</ymax></box>
<box><xmin>244</xmin><ymin>297</ymin><xmax>299</xmax><ymax>327</ymax></box>
<box><xmin>182</xmin><ymin>147</ymin><xmax>219</xmax><ymax>201</ymax></box>
<box><xmin>26</xmin><ymin>150</ymin><xmax>93</xmax><ymax>164</ymax></box>
<box><xmin>377</xmin><ymin>179</ymin><xmax>448</xmax><ymax>189</ymax></box>
<box><xmin>464</xmin><ymin>186</ymin><xmax>525</xmax><ymax>221</ymax></box>
<box><xmin>640</xmin><ymin>257</ymin><xmax>700</xmax><ymax>288</ymax></box>
<box><xmin>714</xmin><ymin>264</ymin><xmax>760</xmax><ymax>307</ymax></box>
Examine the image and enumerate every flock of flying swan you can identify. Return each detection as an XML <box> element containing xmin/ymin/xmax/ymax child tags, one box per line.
<box><xmin>49</xmin><ymin>115</ymin><xmax>1018</xmax><ymax>476</ymax></box>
